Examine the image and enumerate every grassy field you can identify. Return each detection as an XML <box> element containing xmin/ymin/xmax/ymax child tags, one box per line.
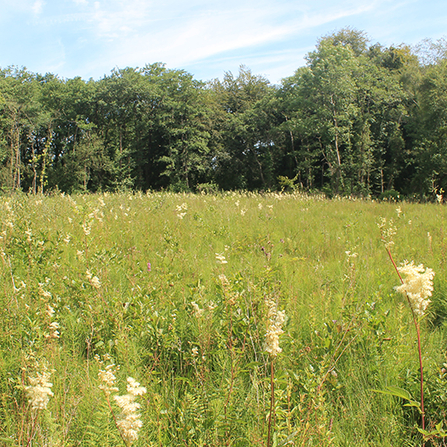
<box><xmin>0</xmin><ymin>191</ymin><xmax>446</xmax><ymax>446</ymax></box>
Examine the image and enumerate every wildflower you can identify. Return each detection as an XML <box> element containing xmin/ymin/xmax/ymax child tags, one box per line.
<box><xmin>45</xmin><ymin>321</ymin><xmax>60</xmax><ymax>339</ymax></box>
<box><xmin>86</xmin><ymin>270</ymin><xmax>101</xmax><ymax>289</ymax></box>
<box><xmin>176</xmin><ymin>203</ymin><xmax>188</xmax><ymax>211</ymax></box>
<box><xmin>395</xmin><ymin>261</ymin><xmax>435</xmax><ymax>317</ymax></box>
<box><xmin>345</xmin><ymin>250</ymin><xmax>358</xmax><ymax>259</ymax></box>
<box><xmin>215</xmin><ymin>253</ymin><xmax>227</xmax><ymax>264</ymax></box>
<box><xmin>378</xmin><ymin>217</ymin><xmax>397</xmax><ymax>250</ymax></box>
<box><xmin>218</xmin><ymin>274</ymin><xmax>229</xmax><ymax>286</ymax></box>
<box><xmin>147</xmin><ymin>262</ymin><xmax>151</xmax><ymax>272</ymax></box>
<box><xmin>38</xmin><ymin>283</ymin><xmax>52</xmax><ymax>299</ymax></box>
<box><xmin>98</xmin><ymin>363</ymin><xmax>119</xmax><ymax>396</ymax></box>
<box><xmin>24</xmin><ymin>364</ymin><xmax>54</xmax><ymax>411</ymax></box>
<box><xmin>192</xmin><ymin>346</ymin><xmax>199</xmax><ymax>357</ymax></box>
<box><xmin>264</xmin><ymin>297</ymin><xmax>286</xmax><ymax>357</ymax></box>
<box><xmin>90</xmin><ymin>276</ymin><xmax>101</xmax><ymax>289</ymax></box>
<box><xmin>191</xmin><ymin>301</ymin><xmax>204</xmax><ymax>318</ymax></box>
<box><xmin>82</xmin><ymin>221</ymin><xmax>91</xmax><ymax>236</ymax></box>
<box><xmin>113</xmin><ymin>377</ymin><xmax>146</xmax><ymax>444</ymax></box>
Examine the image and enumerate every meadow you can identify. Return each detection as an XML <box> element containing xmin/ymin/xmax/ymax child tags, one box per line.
<box><xmin>0</xmin><ymin>191</ymin><xmax>446</xmax><ymax>446</ymax></box>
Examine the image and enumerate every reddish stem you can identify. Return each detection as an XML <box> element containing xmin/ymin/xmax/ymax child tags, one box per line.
<box><xmin>267</xmin><ymin>359</ymin><xmax>275</xmax><ymax>447</ymax></box>
<box><xmin>386</xmin><ymin>247</ymin><xmax>425</xmax><ymax>431</ymax></box>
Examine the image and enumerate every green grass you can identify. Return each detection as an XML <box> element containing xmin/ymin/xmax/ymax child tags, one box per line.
<box><xmin>0</xmin><ymin>191</ymin><xmax>446</xmax><ymax>446</ymax></box>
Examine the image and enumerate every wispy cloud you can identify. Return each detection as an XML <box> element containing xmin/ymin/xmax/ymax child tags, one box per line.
<box><xmin>0</xmin><ymin>0</ymin><xmax>444</xmax><ymax>82</ymax></box>
<box><xmin>32</xmin><ymin>0</ymin><xmax>45</xmax><ymax>15</ymax></box>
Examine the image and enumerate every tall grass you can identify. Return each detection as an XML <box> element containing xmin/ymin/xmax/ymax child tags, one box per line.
<box><xmin>0</xmin><ymin>191</ymin><xmax>446</xmax><ymax>446</ymax></box>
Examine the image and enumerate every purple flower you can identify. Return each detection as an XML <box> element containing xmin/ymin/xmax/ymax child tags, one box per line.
<box><xmin>147</xmin><ymin>262</ymin><xmax>151</xmax><ymax>272</ymax></box>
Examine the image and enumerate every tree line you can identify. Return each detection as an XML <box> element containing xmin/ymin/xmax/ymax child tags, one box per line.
<box><xmin>1</xmin><ymin>28</ymin><xmax>446</xmax><ymax>198</ymax></box>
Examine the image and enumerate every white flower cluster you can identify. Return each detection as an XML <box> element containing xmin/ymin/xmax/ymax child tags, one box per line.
<box><xmin>86</xmin><ymin>269</ymin><xmax>101</xmax><ymax>289</ymax></box>
<box><xmin>176</xmin><ymin>203</ymin><xmax>188</xmax><ymax>219</ymax></box>
<box><xmin>45</xmin><ymin>304</ymin><xmax>60</xmax><ymax>339</ymax></box>
<box><xmin>378</xmin><ymin>217</ymin><xmax>397</xmax><ymax>250</ymax></box>
<box><xmin>395</xmin><ymin>261</ymin><xmax>435</xmax><ymax>317</ymax></box>
<box><xmin>113</xmin><ymin>377</ymin><xmax>147</xmax><ymax>444</ymax></box>
<box><xmin>264</xmin><ymin>297</ymin><xmax>286</xmax><ymax>357</ymax></box>
<box><xmin>98</xmin><ymin>363</ymin><xmax>119</xmax><ymax>396</ymax></box>
<box><xmin>215</xmin><ymin>253</ymin><xmax>228</xmax><ymax>264</ymax></box>
<box><xmin>24</xmin><ymin>364</ymin><xmax>54</xmax><ymax>411</ymax></box>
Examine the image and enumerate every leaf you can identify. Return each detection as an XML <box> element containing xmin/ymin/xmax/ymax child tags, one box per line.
<box><xmin>371</xmin><ymin>385</ymin><xmax>413</xmax><ymax>401</ymax></box>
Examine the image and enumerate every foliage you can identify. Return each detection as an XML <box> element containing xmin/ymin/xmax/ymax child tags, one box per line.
<box><xmin>0</xmin><ymin>29</ymin><xmax>446</xmax><ymax>198</ymax></box>
<box><xmin>0</xmin><ymin>191</ymin><xmax>446</xmax><ymax>446</ymax></box>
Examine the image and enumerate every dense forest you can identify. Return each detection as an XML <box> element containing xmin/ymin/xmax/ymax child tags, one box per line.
<box><xmin>1</xmin><ymin>28</ymin><xmax>446</xmax><ymax>198</ymax></box>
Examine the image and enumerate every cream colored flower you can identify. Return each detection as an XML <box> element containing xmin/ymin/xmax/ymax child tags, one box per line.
<box><xmin>24</xmin><ymin>365</ymin><xmax>54</xmax><ymax>411</ymax></box>
<box><xmin>98</xmin><ymin>364</ymin><xmax>119</xmax><ymax>396</ymax></box>
<box><xmin>265</xmin><ymin>297</ymin><xmax>286</xmax><ymax>357</ymax></box>
<box><xmin>395</xmin><ymin>261</ymin><xmax>435</xmax><ymax>317</ymax></box>
<box><xmin>113</xmin><ymin>377</ymin><xmax>146</xmax><ymax>444</ymax></box>
<box><xmin>215</xmin><ymin>253</ymin><xmax>228</xmax><ymax>264</ymax></box>
<box><xmin>191</xmin><ymin>301</ymin><xmax>204</xmax><ymax>318</ymax></box>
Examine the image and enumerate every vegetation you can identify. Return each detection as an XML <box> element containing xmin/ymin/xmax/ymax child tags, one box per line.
<box><xmin>1</xmin><ymin>29</ymin><xmax>447</xmax><ymax>198</ymax></box>
<box><xmin>1</xmin><ymin>190</ymin><xmax>447</xmax><ymax>446</ymax></box>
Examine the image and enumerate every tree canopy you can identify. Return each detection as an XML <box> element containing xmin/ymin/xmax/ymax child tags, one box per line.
<box><xmin>1</xmin><ymin>29</ymin><xmax>446</xmax><ymax>198</ymax></box>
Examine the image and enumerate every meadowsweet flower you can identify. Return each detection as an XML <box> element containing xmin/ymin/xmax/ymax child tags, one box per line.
<box><xmin>86</xmin><ymin>270</ymin><xmax>101</xmax><ymax>289</ymax></box>
<box><xmin>264</xmin><ymin>297</ymin><xmax>286</xmax><ymax>357</ymax></box>
<box><xmin>90</xmin><ymin>276</ymin><xmax>101</xmax><ymax>289</ymax></box>
<box><xmin>45</xmin><ymin>321</ymin><xmax>60</xmax><ymax>339</ymax></box>
<box><xmin>191</xmin><ymin>301</ymin><xmax>204</xmax><ymax>318</ymax></box>
<box><xmin>378</xmin><ymin>217</ymin><xmax>397</xmax><ymax>250</ymax></box>
<box><xmin>24</xmin><ymin>364</ymin><xmax>54</xmax><ymax>411</ymax></box>
<box><xmin>82</xmin><ymin>221</ymin><xmax>91</xmax><ymax>236</ymax></box>
<box><xmin>215</xmin><ymin>253</ymin><xmax>227</xmax><ymax>264</ymax></box>
<box><xmin>98</xmin><ymin>363</ymin><xmax>119</xmax><ymax>396</ymax></box>
<box><xmin>113</xmin><ymin>377</ymin><xmax>146</xmax><ymax>444</ymax></box>
<box><xmin>218</xmin><ymin>274</ymin><xmax>229</xmax><ymax>286</ymax></box>
<box><xmin>38</xmin><ymin>284</ymin><xmax>51</xmax><ymax>299</ymax></box>
<box><xmin>395</xmin><ymin>261</ymin><xmax>435</xmax><ymax>317</ymax></box>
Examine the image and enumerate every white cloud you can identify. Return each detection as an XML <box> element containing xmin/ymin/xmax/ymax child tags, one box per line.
<box><xmin>32</xmin><ymin>0</ymin><xmax>44</xmax><ymax>14</ymax></box>
<box><xmin>91</xmin><ymin>0</ymin><xmax>380</xmax><ymax>73</ymax></box>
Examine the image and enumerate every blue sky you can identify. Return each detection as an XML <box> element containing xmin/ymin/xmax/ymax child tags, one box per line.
<box><xmin>0</xmin><ymin>0</ymin><xmax>445</xmax><ymax>84</ymax></box>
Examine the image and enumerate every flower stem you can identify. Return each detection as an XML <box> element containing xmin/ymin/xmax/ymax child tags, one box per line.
<box><xmin>386</xmin><ymin>247</ymin><xmax>425</xmax><ymax>432</ymax></box>
<box><xmin>267</xmin><ymin>358</ymin><xmax>275</xmax><ymax>447</ymax></box>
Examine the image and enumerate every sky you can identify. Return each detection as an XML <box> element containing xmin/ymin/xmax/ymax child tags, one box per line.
<box><xmin>0</xmin><ymin>0</ymin><xmax>446</xmax><ymax>84</ymax></box>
